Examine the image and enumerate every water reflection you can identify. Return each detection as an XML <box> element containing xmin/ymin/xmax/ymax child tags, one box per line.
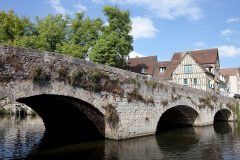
<box><xmin>32</xmin><ymin>123</ymin><xmax>240</xmax><ymax>160</ymax></box>
<box><xmin>0</xmin><ymin>115</ymin><xmax>45</xmax><ymax>159</ymax></box>
<box><xmin>214</xmin><ymin>122</ymin><xmax>232</xmax><ymax>134</ymax></box>
<box><xmin>1</xmin><ymin>116</ymin><xmax>240</xmax><ymax>160</ymax></box>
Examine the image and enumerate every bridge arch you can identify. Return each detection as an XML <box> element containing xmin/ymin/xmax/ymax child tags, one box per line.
<box><xmin>156</xmin><ymin>105</ymin><xmax>199</xmax><ymax>133</ymax></box>
<box><xmin>214</xmin><ymin>109</ymin><xmax>232</xmax><ymax>123</ymax></box>
<box><xmin>17</xmin><ymin>94</ymin><xmax>105</xmax><ymax>145</ymax></box>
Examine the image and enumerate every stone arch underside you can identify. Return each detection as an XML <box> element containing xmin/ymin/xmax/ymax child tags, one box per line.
<box><xmin>156</xmin><ymin>105</ymin><xmax>199</xmax><ymax>133</ymax></box>
<box><xmin>17</xmin><ymin>94</ymin><xmax>105</xmax><ymax>146</ymax></box>
<box><xmin>214</xmin><ymin>109</ymin><xmax>231</xmax><ymax>123</ymax></box>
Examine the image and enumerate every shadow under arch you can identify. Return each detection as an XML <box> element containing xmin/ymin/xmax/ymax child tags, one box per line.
<box><xmin>214</xmin><ymin>109</ymin><xmax>231</xmax><ymax>123</ymax></box>
<box><xmin>17</xmin><ymin>94</ymin><xmax>105</xmax><ymax>147</ymax></box>
<box><xmin>156</xmin><ymin>105</ymin><xmax>199</xmax><ymax>133</ymax></box>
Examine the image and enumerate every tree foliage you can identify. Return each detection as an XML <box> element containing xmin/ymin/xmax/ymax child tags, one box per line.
<box><xmin>57</xmin><ymin>13</ymin><xmax>103</xmax><ymax>58</ymax></box>
<box><xmin>89</xmin><ymin>6</ymin><xmax>133</xmax><ymax>68</ymax></box>
<box><xmin>0</xmin><ymin>10</ymin><xmax>34</xmax><ymax>44</ymax></box>
<box><xmin>0</xmin><ymin>6</ymin><xmax>133</xmax><ymax>68</ymax></box>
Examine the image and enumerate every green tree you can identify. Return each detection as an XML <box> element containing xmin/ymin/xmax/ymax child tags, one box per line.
<box><xmin>0</xmin><ymin>10</ymin><xmax>34</xmax><ymax>45</ymax></box>
<box><xmin>90</xmin><ymin>6</ymin><xmax>133</xmax><ymax>68</ymax></box>
<box><xmin>35</xmin><ymin>14</ymin><xmax>69</xmax><ymax>52</ymax></box>
<box><xmin>57</xmin><ymin>13</ymin><xmax>103</xmax><ymax>58</ymax></box>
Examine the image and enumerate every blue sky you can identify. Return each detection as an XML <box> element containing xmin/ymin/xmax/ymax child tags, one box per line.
<box><xmin>0</xmin><ymin>0</ymin><xmax>240</xmax><ymax>68</ymax></box>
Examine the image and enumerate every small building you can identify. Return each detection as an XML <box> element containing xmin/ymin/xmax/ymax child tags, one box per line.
<box><xmin>220</xmin><ymin>68</ymin><xmax>240</xmax><ymax>98</ymax></box>
<box><xmin>128</xmin><ymin>48</ymin><xmax>222</xmax><ymax>93</ymax></box>
<box><xmin>169</xmin><ymin>48</ymin><xmax>220</xmax><ymax>92</ymax></box>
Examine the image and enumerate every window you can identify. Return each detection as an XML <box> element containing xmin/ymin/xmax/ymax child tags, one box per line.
<box><xmin>209</xmin><ymin>67</ymin><xmax>212</xmax><ymax>73</ymax></box>
<box><xmin>141</xmin><ymin>67</ymin><xmax>147</xmax><ymax>73</ymax></box>
<box><xmin>184</xmin><ymin>65</ymin><xmax>193</xmax><ymax>74</ymax></box>
<box><xmin>160</xmin><ymin>67</ymin><xmax>166</xmax><ymax>73</ymax></box>
<box><xmin>208</xmin><ymin>80</ymin><xmax>214</xmax><ymax>89</ymax></box>
<box><xmin>184</xmin><ymin>79</ymin><xmax>188</xmax><ymax>85</ymax></box>
<box><xmin>194</xmin><ymin>78</ymin><xmax>197</xmax><ymax>85</ymax></box>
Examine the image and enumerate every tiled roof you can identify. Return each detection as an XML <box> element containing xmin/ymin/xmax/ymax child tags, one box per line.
<box><xmin>172</xmin><ymin>48</ymin><xmax>219</xmax><ymax>64</ymax></box>
<box><xmin>154</xmin><ymin>61</ymin><xmax>179</xmax><ymax>80</ymax></box>
<box><xmin>127</xmin><ymin>48</ymin><xmax>219</xmax><ymax>80</ymax></box>
<box><xmin>127</xmin><ymin>56</ymin><xmax>157</xmax><ymax>75</ymax></box>
<box><xmin>220</xmin><ymin>68</ymin><xmax>240</xmax><ymax>76</ymax></box>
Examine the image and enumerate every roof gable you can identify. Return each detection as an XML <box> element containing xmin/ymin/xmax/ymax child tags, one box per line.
<box><xmin>172</xmin><ymin>48</ymin><xmax>219</xmax><ymax>65</ymax></box>
<box><xmin>172</xmin><ymin>53</ymin><xmax>207</xmax><ymax>75</ymax></box>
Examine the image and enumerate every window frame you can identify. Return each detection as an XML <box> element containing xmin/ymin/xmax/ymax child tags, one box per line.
<box><xmin>184</xmin><ymin>65</ymin><xmax>193</xmax><ymax>74</ymax></box>
<box><xmin>159</xmin><ymin>67</ymin><xmax>166</xmax><ymax>73</ymax></box>
<box><xmin>184</xmin><ymin>79</ymin><xmax>188</xmax><ymax>85</ymax></box>
<box><xmin>193</xmin><ymin>78</ymin><xmax>197</xmax><ymax>85</ymax></box>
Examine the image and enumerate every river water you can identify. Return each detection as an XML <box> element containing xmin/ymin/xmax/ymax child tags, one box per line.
<box><xmin>1</xmin><ymin>116</ymin><xmax>240</xmax><ymax>160</ymax></box>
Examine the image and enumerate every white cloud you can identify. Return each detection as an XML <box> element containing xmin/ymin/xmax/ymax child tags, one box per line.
<box><xmin>221</xmin><ymin>29</ymin><xmax>233</xmax><ymax>36</ymax></box>
<box><xmin>93</xmin><ymin>0</ymin><xmax>203</xmax><ymax>20</ymax></box>
<box><xmin>226</xmin><ymin>17</ymin><xmax>240</xmax><ymax>23</ymax></box>
<box><xmin>194</xmin><ymin>41</ymin><xmax>206</xmax><ymax>48</ymax></box>
<box><xmin>218</xmin><ymin>45</ymin><xmax>240</xmax><ymax>57</ymax></box>
<box><xmin>131</xmin><ymin>17</ymin><xmax>158</xmax><ymax>39</ymax></box>
<box><xmin>49</xmin><ymin>1</ymin><xmax>87</xmax><ymax>15</ymax></box>
<box><xmin>49</xmin><ymin>0</ymin><xmax>68</xmax><ymax>15</ymax></box>
<box><xmin>75</xmin><ymin>3</ymin><xmax>87</xmax><ymax>12</ymax></box>
<box><xmin>129</xmin><ymin>50</ymin><xmax>146</xmax><ymax>58</ymax></box>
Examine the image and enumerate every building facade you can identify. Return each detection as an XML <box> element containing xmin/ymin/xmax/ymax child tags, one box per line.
<box><xmin>128</xmin><ymin>48</ymin><xmax>222</xmax><ymax>93</ymax></box>
<box><xmin>220</xmin><ymin>68</ymin><xmax>240</xmax><ymax>98</ymax></box>
<box><xmin>171</xmin><ymin>53</ymin><xmax>215</xmax><ymax>92</ymax></box>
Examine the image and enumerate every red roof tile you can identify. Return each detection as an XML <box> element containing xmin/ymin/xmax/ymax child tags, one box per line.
<box><xmin>128</xmin><ymin>56</ymin><xmax>157</xmax><ymax>76</ymax></box>
<box><xmin>220</xmin><ymin>68</ymin><xmax>240</xmax><ymax>76</ymax></box>
<box><xmin>154</xmin><ymin>61</ymin><xmax>179</xmax><ymax>80</ymax></box>
<box><xmin>172</xmin><ymin>48</ymin><xmax>219</xmax><ymax>64</ymax></box>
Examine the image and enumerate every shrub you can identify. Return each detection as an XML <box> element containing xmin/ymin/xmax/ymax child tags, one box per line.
<box><xmin>127</xmin><ymin>88</ymin><xmax>144</xmax><ymax>102</ymax></box>
<box><xmin>103</xmin><ymin>77</ymin><xmax>124</xmax><ymax>96</ymax></box>
<box><xmin>171</xmin><ymin>93</ymin><xmax>179</xmax><ymax>102</ymax></box>
<box><xmin>67</xmin><ymin>69</ymin><xmax>84</xmax><ymax>86</ymax></box>
<box><xmin>87</xmin><ymin>69</ymin><xmax>108</xmax><ymax>91</ymax></box>
<box><xmin>31</xmin><ymin>66</ymin><xmax>50</xmax><ymax>84</ymax></box>
<box><xmin>102</xmin><ymin>104</ymin><xmax>119</xmax><ymax>128</ymax></box>
<box><xmin>226</xmin><ymin>103</ymin><xmax>234</xmax><ymax>110</ymax></box>
<box><xmin>128</xmin><ymin>78</ymin><xmax>141</xmax><ymax>89</ymax></box>
<box><xmin>0</xmin><ymin>107</ymin><xmax>14</xmax><ymax>115</ymax></box>
<box><xmin>58</xmin><ymin>66</ymin><xmax>69</xmax><ymax>81</ymax></box>
<box><xmin>161</xmin><ymin>99</ymin><xmax>168</xmax><ymax>107</ymax></box>
<box><xmin>187</xmin><ymin>96</ymin><xmax>197</xmax><ymax>107</ymax></box>
<box><xmin>145</xmin><ymin>80</ymin><xmax>157</xmax><ymax>91</ymax></box>
<box><xmin>6</xmin><ymin>54</ymin><xmax>23</xmax><ymax>72</ymax></box>
<box><xmin>210</xmin><ymin>95</ymin><xmax>218</xmax><ymax>103</ymax></box>
<box><xmin>199</xmin><ymin>96</ymin><xmax>213</xmax><ymax>108</ymax></box>
<box><xmin>144</xmin><ymin>96</ymin><xmax>155</xmax><ymax>105</ymax></box>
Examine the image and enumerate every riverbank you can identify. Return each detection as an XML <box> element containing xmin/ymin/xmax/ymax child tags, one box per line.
<box><xmin>0</xmin><ymin>103</ymin><xmax>37</xmax><ymax>116</ymax></box>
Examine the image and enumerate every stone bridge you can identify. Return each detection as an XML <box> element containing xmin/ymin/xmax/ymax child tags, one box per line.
<box><xmin>0</xmin><ymin>45</ymin><xmax>239</xmax><ymax>141</ymax></box>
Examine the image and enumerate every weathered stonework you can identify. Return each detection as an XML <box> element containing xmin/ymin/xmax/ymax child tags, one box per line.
<box><xmin>0</xmin><ymin>45</ymin><xmax>239</xmax><ymax>140</ymax></box>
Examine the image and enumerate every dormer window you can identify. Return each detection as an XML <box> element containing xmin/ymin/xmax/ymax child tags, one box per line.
<box><xmin>141</xmin><ymin>67</ymin><xmax>147</xmax><ymax>73</ymax></box>
<box><xmin>209</xmin><ymin>67</ymin><xmax>214</xmax><ymax>74</ymax></box>
<box><xmin>160</xmin><ymin>67</ymin><xmax>166</xmax><ymax>73</ymax></box>
<box><xmin>140</xmin><ymin>64</ymin><xmax>148</xmax><ymax>74</ymax></box>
